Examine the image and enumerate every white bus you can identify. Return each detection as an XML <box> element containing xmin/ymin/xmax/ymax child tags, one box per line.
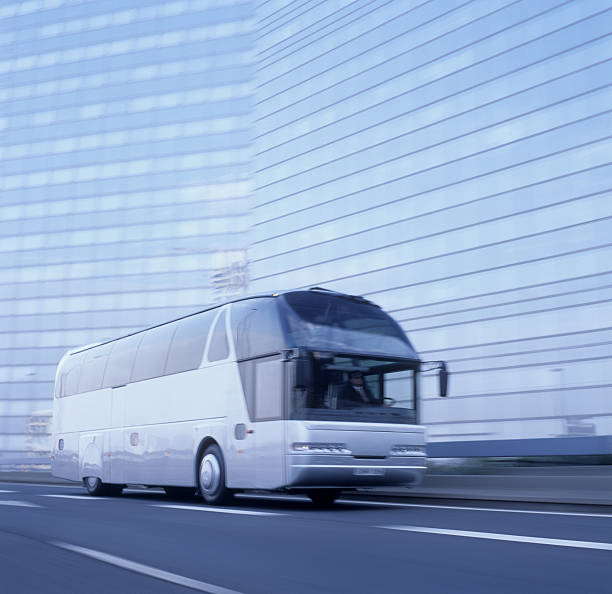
<box><xmin>52</xmin><ymin>288</ymin><xmax>448</xmax><ymax>505</ymax></box>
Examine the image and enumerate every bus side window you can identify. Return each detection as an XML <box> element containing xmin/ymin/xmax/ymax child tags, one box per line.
<box><xmin>103</xmin><ymin>334</ymin><xmax>142</xmax><ymax>388</ymax></box>
<box><xmin>131</xmin><ymin>323</ymin><xmax>177</xmax><ymax>382</ymax></box>
<box><xmin>63</xmin><ymin>351</ymin><xmax>85</xmax><ymax>396</ymax></box>
<box><xmin>165</xmin><ymin>310</ymin><xmax>215</xmax><ymax>375</ymax></box>
<box><xmin>78</xmin><ymin>342</ymin><xmax>113</xmax><ymax>393</ymax></box>
<box><xmin>207</xmin><ymin>310</ymin><xmax>229</xmax><ymax>362</ymax></box>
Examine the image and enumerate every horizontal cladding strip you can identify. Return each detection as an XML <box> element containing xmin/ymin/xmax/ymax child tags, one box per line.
<box><xmin>385</xmin><ymin>268</ymin><xmax>612</xmax><ymax>316</ymax></box>
<box><xmin>399</xmin><ymin>281</ymin><xmax>612</xmax><ymax>325</ymax></box>
<box><xmin>257</xmin><ymin>0</ymin><xmax>389</xmax><ymax>63</ymax></box>
<box><xmin>253</xmin><ymin>160</ymin><xmax>610</xmax><ymax>244</ymax></box>
<box><xmin>0</xmin><ymin>51</ymin><xmax>252</xmax><ymax>102</ymax></box>
<box><xmin>378</xmin><ymin>526</ymin><xmax>612</xmax><ymax>551</ymax></box>
<box><xmin>404</xmin><ymin>295</ymin><xmax>612</xmax><ymax>335</ymax></box>
<box><xmin>0</xmin><ymin>242</ymin><xmax>250</xmax><ymax>272</ymax></box>
<box><xmin>254</xmin><ymin>111</ymin><xmax>612</xmax><ymax>207</ymax></box>
<box><xmin>0</xmin><ymin>270</ymin><xmax>248</xmax><ymax>293</ymax></box>
<box><xmin>421</xmin><ymin>381</ymin><xmax>612</xmax><ymax>402</ymax></box>
<box><xmin>7</xmin><ymin>96</ymin><xmax>254</xmax><ymax>137</ymax></box>
<box><xmin>1</xmin><ymin>176</ymin><xmax>252</xmax><ymax>208</ymax></box>
<box><xmin>424</xmin><ymin>354</ymin><xmax>612</xmax><ymax>377</ymax></box>
<box><xmin>256</xmin><ymin>0</ymin><xmax>330</xmax><ymax>39</ymax></box>
<box><xmin>3</xmin><ymin>143</ymin><xmax>253</xmax><ymax>180</ymax></box>
<box><xmin>0</xmin><ymin>181</ymin><xmax>251</xmax><ymax>210</ymax></box>
<box><xmin>251</xmin><ymin>188</ymin><xmax>607</xmax><ymax>263</ymax></box>
<box><xmin>255</xmin><ymin>0</ymin><xmax>536</xmax><ymax>102</ymax></box>
<box><xmin>256</xmin><ymin>35</ymin><xmax>612</xmax><ymax>159</ymax></box>
<box><xmin>2</xmin><ymin>163</ymin><xmax>253</xmax><ymax>196</ymax></box>
<box><xmin>253</xmin><ymin>135</ymin><xmax>610</xmax><ymax>225</ymax></box>
<box><xmin>433</xmin><ymin>339</ymin><xmax>612</xmax><ymax>367</ymax></box>
<box><xmin>282</xmin><ymin>240</ymin><xmax>612</xmax><ymax>305</ymax></box>
<box><xmin>257</xmin><ymin>0</ymin><xmax>437</xmax><ymax>65</ymax></box>
<box><xmin>0</xmin><ymin>305</ymin><xmax>217</xmax><ymax>322</ymax></box>
<box><xmin>418</xmin><ymin>325</ymin><xmax>612</xmax><ymax>356</ymax></box>
<box><xmin>254</xmin><ymin>4</ymin><xmax>608</xmax><ymax>126</ymax></box>
<box><xmin>2</xmin><ymin>26</ymin><xmax>254</xmax><ymax>76</ymax></box>
<box><xmin>255</xmin><ymin>79</ymin><xmax>611</xmax><ymax>185</ymax></box>
<box><xmin>424</xmin><ymin>410</ymin><xmax>612</xmax><ymax>427</ymax></box>
<box><xmin>255</xmin><ymin>52</ymin><xmax>611</xmax><ymax>168</ymax></box>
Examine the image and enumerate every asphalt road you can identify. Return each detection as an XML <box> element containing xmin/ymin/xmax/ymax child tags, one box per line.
<box><xmin>1</xmin><ymin>482</ymin><xmax>612</xmax><ymax>594</ymax></box>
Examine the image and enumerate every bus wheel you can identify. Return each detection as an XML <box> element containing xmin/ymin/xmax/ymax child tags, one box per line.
<box><xmin>307</xmin><ymin>489</ymin><xmax>341</xmax><ymax>507</ymax></box>
<box><xmin>198</xmin><ymin>444</ymin><xmax>233</xmax><ymax>505</ymax></box>
<box><xmin>83</xmin><ymin>477</ymin><xmax>123</xmax><ymax>497</ymax></box>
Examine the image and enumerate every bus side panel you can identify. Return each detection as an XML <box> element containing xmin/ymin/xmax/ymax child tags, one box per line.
<box><xmin>79</xmin><ymin>432</ymin><xmax>108</xmax><ymax>481</ymax></box>
<box><xmin>121</xmin><ymin>367</ymin><xmax>229</xmax><ymax>487</ymax></box>
<box><xmin>52</xmin><ymin>389</ymin><xmax>113</xmax><ymax>481</ymax></box>
<box><xmin>52</xmin><ymin>431</ymin><xmax>79</xmax><ymax>481</ymax></box>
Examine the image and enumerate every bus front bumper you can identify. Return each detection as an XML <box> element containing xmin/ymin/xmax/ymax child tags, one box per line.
<box><xmin>287</xmin><ymin>454</ymin><xmax>426</xmax><ymax>488</ymax></box>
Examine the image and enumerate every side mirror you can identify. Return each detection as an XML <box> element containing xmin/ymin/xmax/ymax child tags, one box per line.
<box><xmin>439</xmin><ymin>362</ymin><xmax>449</xmax><ymax>397</ymax></box>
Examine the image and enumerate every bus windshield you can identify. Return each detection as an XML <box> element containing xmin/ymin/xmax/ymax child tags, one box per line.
<box><xmin>280</xmin><ymin>291</ymin><xmax>417</xmax><ymax>359</ymax></box>
<box><xmin>291</xmin><ymin>352</ymin><xmax>418</xmax><ymax>424</ymax></box>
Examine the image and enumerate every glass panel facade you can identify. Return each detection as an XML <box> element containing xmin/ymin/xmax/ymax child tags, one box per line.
<box><xmin>0</xmin><ymin>0</ymin><xmax>253</xmax><ymax>460</ymax></box>
<box><xmin>252</xmin><ymin>0</ymin><xmax>612</xmax><ymax>455</ymax></box>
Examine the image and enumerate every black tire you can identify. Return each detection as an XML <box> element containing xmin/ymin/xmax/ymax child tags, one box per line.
<box><xmin>307</xmin><ymin>489</ymin><xmax>341</xmax><ymax>507</ymax></box>
<box><xmin>197</xmin><ymin>444</ymin><xmax>233</xmax><ymax>505</ymax></box>
<box><xmin>83</xmin><ymin>477</ymin><xmax>123</xmax><ymax>497</ymax></box>
<box><xmin>164</xmin><ymin>486</ymin><xmax>197</xmax><ymax>499</ymax></box>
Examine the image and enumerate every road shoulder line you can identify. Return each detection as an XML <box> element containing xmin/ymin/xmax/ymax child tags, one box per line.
<box><xmin>51</xmin><ymin>541</ymin><xmax>245</xmax><ymax>594</ymax></box>
<box><xmin>379</xmin><ymin>525</ymin><xmax>612</xmax><ymax>551</ymax></box>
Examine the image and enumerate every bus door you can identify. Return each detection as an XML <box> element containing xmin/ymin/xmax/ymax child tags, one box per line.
<box><xmin>252</xmin><ymin>356</ymin><xmax>286</xmax><ymax>489</ymax></box>
<box><xmin>233</xmin><ymin>356</ymin><xmax>286</xmax><ymax>489</ymax></box>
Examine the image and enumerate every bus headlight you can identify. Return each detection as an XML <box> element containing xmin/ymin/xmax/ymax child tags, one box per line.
<box><xmin>292</xmin><ymin>442</ymin><xmax>352</xmax><ymax>454</ymax></box>
<box><xmin>390</xmin><ymin>445</ymin><xmax>426</xmax><ymax>456</ymax></box>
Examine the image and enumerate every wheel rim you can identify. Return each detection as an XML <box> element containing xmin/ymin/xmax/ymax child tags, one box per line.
<box><xmin>199</xmin><ymin>453</ymin><xmax>221</xmax><ymax>495</ymax></box>
<box><xmin>86</xmin><ymin>477</ymin><xmax>98</xmax><ymax>489</ymax></box>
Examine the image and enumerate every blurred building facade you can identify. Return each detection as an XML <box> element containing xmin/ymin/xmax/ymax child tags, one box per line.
<box><xmin>0</xmin><ymin>0</ymin><xmax>254</xmax><ymax>461</ymax></box>
<box><xmin>2</xmin><ymin>0</ymin><xmax>612</xmax><ymax>462</ymax></box>
<box><xmin>251</xmin><ymin>1</ymin><xmax>612</xmax><ymax>456</ymax></box>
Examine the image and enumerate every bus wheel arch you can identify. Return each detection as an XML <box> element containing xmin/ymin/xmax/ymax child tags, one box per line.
<box><xmin>196</xmin><ymin>439</ymin><xmax>233</xmax><ymax>505</ymax></box>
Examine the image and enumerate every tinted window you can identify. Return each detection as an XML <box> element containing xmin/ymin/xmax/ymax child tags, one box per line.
<box><xmin>78</xmin><ymin>342</ymin><xmax>113</xmax><ymax>393</ymax></box>
<box><xmin>131</xmin><ymin>323</ymin><xmax>177</xmax><ymax>382</ymax></box>
<box><xmin>165</xmin><ymin>310</ymin><xmax>215</xmax><ymax>374</ymax></box>
<box><xmin>103</xmin><ymin>333</ymin><xmax>143</xmax><ymax>388</ymax></box>
<box><xmin>281</xmin><ymin>291</ymin><xmax>417</xmax><ymax>358</ymax></box>
<box><xmin>208</xmin><ymin>310</ymin><xmax>229</xmax><ymax>362</ymax></box>
<box><xmin>231</xmin><ymin>298</ymin><xmax>285</xmax><ymax>360</ymax></box>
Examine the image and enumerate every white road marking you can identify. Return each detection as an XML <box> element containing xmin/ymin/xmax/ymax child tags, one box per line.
<box><xmin>0</xmin><ymin>500</ymin><xmax>42</xmax><ymax>508</ymax></box>
<box><xmin>338</xmin><ymin>498</ymin><xmax>612</xmax><ymax>519</ymax></box>
<box><xmin>0</xmin><ymin>489</ymin><xmax>16</xmax><ymax>493</ymax></box>
<box><xmin>379</xmin><ymin>525</ymin><xmax>612</xmax><ymax>551</ymax></box>
<box><xmin>40</xmin><ymin>494</ymin><xmax>110</xmax><ymax>500</ymax></box>
<box><xmin>156</xmin><ymin>504</ymin><xmax>283</xmax><ymax>516</ymax></box>
<box><xmin>52</xmin><ymin>541</ymin><xmax>244</xmax><ymax>594</ymax></box>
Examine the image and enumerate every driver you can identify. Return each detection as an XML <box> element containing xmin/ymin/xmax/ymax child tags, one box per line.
<box><xmin>340</xmin><ymin>371</ymin><xmax>376</xmax><ymax>405</ymax></box>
